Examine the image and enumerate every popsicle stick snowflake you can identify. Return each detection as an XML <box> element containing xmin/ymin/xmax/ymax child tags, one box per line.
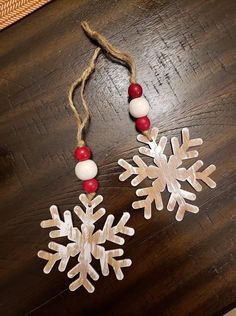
<box><xmin>38</xmin><ymin>194</ymin><xmax>134</xmax><ymax>292</ymax></box>
<box><xmin>118</xmin><ymin>127</ymin><xmax>216</xmax><ymax>221</ymax></box>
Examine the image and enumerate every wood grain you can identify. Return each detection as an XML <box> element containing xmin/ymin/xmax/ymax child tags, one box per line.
<box><xmin>0</xmin><ymin>0</ymin><xmax>236</xmax><ymax>315</ymax></box>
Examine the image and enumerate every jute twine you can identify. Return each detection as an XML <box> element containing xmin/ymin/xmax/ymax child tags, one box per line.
<box><xmin>68</xmin><ymin>21</ymin><xmax>137</xmax><ymax>148</ymax></box>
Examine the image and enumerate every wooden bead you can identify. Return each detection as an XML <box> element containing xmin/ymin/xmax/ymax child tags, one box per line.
<box><xmin>83</xmin><ymin>178</ymin><xmax>99</xmax><ymax>193</ymax></box>
<box><xmin>129</xmin><ymin>96</ymin><xmax>150</xmax><ymax>118</ymax></box>
<box><xmin>75</xmin><ymin>159</ymin><xmax>98</xmax><ymax>180</ymax></box>
<box><xmin>74</xmin><ymin>146</ymin><xmax>91</xmax><ymax>161</ymax></box>
<box><xmin>128</xmin><ymin>83</ymin><xmax>143</xmax><ymax>99</ymax></box>
<box><xmin>135</xmin><ymin>116</ymin><xmax>151</xmax><ymax>132</ymax></box>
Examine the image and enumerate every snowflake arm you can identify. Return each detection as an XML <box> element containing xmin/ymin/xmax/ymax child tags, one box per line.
<box><xmin>138</xmin><ymin>127</ymin><xmax>168</xmax><ymax>159</ymax></box>
<box><xmin>171</xmin><ymin>128</ymin><xmax>203</xmax><ymax>160</ymax></box>
<box><xmin>186</xmin><ymin>160</ymin><xmax>216</xmax><ymax>191</ymax></box>
<box><xmin>93</xmin><ymin>212</ymin><xmax>134</xmax><ymax>245</ymax></box>
<box><xmin>40</xmin><ymin>205</ymin><xmax>75</xmax><ymax>238</ymax></box>
<box><xmin>132</xmin><ymin>178</ymin><xmax>164</xmax><ymax>219</ymax></box>
<box><xmin>38</xmin><ymin>241</ymin><xmax>76</xmax><ymax>273</ymax></box>
<box><xmin>91</xmin><ymin>212</ymin><xmax>134</xmax><ymax>280</ymax></box>
<box><xmin>68</xmin><ymin>260</ymin><xmax>99</xmax><ymax>293</ymax></box>
<box><xmin>37</xmin><ymin>206</ymin><xmax>78</xmax><ymax>273</ymax></box>
<box><xmin>166</xmin><ymin>159</ymin><xmax>216</xmax><ymax>221</ymax></box>
<box><xmin>168</xmin><ymin>159</ymin><xmax>216</xmax><ymax>221</ymax></box>
<box><xmin>167</xmin><ymin>187</ymin><xmax>198</xmax><ymax>221</ymax></box>
<box><xmin>118</xmin><ymin>155</ymin><xmax>158</xmax><ymax>186</ymax></box>
<box><xmin>102</xmin><ymin>249</ymin><xmax>132</xmax><ymax>280</ymax></box>
<box><xmin>118</xmin><ymin>128</ymin><xmax>167</xmax><ymax>186</ymax></box>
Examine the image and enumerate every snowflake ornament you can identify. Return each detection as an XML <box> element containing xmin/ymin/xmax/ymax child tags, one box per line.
<box><xmin>118</xmin><ymin>127</ymin><xmax>216</xmax><ymax>221</ymax></box>
<box><xmin>38</xmin><ymin>194</ymin><xmax>134</xmax><ymax>292</ymax></box>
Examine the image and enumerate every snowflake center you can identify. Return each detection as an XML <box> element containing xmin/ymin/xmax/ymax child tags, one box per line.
<box><xmin>155</xmin><ymin>154</ymin><xmax>179</xmax><ymax>191</ymax></box>
<box><xmin>80</xmin><ymin>224</ymin><xmax>93</xmax><ymax>255</ymax></box>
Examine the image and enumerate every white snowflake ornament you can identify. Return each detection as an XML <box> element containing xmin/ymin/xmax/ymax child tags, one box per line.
<box><xmin>38</xmin><ymin>194</ymin><xmax>134</xmax><ymax>293</ymax></box>
<box><xmin>118</xmin><ymin>127</ymin><xmax>216</xmax><ymax>221</ymax></box>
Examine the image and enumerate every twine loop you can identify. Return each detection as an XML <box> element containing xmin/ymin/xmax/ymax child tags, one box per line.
<box><xmin>68</xmin><ymin>22</ymin><xmax>137</xmax><ymax>147</ymax></box>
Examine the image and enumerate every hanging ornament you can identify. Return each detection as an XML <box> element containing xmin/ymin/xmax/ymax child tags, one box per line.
<box><xmin>118</xmin><ymin>127</ymin><xmax>216</xmax><ymax>221</ymax></box>
<box><xmin>119</xmin><ymin>80</ymin><xmax>216</xmax><ymax>221</ymax></box>
<box><xmin>80</xmin><ymin>22</ymin><xmax>216</xmax><ymax>222</ymax></box>
<box><xmin>38</xmin><ymin>194</ymin><xmax>134</xmax><ymax>292</ymax></box>
<box><xmin>118</xmin><ymin>79</ymin><xmax>216</xmax><ymax>221</ymax></box>
<box><xmin>38</xmin><ymin>46</ymin><xmax>134</xmax><ymax>293</ymax></box>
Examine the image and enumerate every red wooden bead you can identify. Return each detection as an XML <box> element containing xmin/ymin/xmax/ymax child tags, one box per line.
<box><xmin>128</xmin><ymin>83</ymin><xmax>143</xmax><ymax>99</ymax></box>
<box><xmin>135</xmin><ymin>116</ymin><xmax>151</xmax><ymax>132</ymax></box>
<box><xmin>83</xmin><ymin>178</ymin><xmax>99</xmax><ymax>193</ymax></box>
<box><xmin>74</xmin><ymin>146</ymin><xmax>91</xmax><ymax>161</ymax></box>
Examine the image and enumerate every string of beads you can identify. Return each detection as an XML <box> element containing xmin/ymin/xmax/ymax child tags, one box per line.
<box><xmin>70</xmin><ymin>22</ymin><xmax>152</xmax><ymax>196</ymax></box>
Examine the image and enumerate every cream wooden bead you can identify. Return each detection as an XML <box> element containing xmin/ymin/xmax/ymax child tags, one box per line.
<box><xmin>129</xmin><ymin>96</ymin><xmax>150</xmax><ymax>118</ymax></box>
<box><xmin>75</xmin><ymin>159</ymin><xmax>98</xmax><ymax>180</ymax></box>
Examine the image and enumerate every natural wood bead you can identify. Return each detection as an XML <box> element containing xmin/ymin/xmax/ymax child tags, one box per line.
<box><xmin>129</xmin><ymin>96</ymin><xmax>150</xmax><ymax>118</ymax></box>
<box><xmin>75</xmin><ymin>159</ymin><xmax>98</xmax><ymax>180</ymax></box>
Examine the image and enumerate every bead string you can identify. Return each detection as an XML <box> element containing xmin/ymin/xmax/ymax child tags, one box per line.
<box><xmin>68</xmin><ymin>22</ymin><xmax>152</xmax><ymax>199</ymax></box>
<box><xmin>81</xmin><ymin>21</ymin><xmax>152</xmax><ymax>140</ymax></box>
<box><xmin>68</xmin><ymin>47</ymin><xmax>101</xmax><ymax>201</ymax></box>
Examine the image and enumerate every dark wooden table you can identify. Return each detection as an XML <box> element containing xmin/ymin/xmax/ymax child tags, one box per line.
<box><xmin>1</xmin><ymin>0</ymin><xmax>236</xmax><ymax>315</ymax></box>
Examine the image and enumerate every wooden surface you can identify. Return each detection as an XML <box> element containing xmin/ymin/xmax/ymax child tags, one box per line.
<box><xmin>0</xmin><ymin>0</ymin><xmax>236</xmax><ymax>315</ymax></box>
